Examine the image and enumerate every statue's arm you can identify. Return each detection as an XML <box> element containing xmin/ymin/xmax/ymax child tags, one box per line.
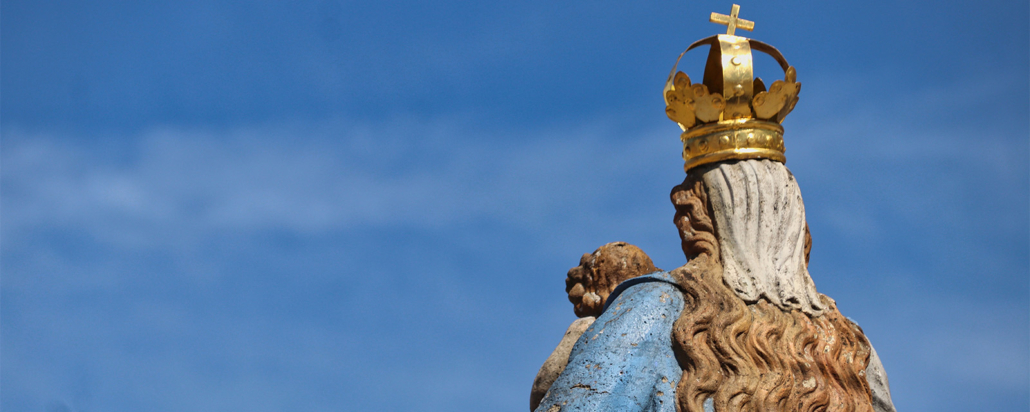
<box><xmin>534</xmin><ymin>279</ymin><xmax>684</xmax><ymax>412</ymax></box>
<box><xmin>530</xmin><ymin>316</ymin><xmax>596</xmax><ymax>411</ymax></box>
<box><xmin>866</xmin><ymin>344</ymin><xmax>897</xmax><ymax>412</ymax></box>
<box><xmin>845</xmin><ymin>317</ymin><xmax>897</xmax><ymax>412</ymax></box>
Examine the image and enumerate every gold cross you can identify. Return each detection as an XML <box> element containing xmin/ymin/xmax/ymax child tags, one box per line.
<box><xmin>709</xmin><ymin>4</ymin><xmax>754</xmax><ymax>36</ymax></box>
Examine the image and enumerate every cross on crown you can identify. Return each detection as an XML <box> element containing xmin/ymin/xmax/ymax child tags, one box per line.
<box><xmin>663</xmin><ymin>3</ymin><xmax>800</xmax><ymax>172</ymax></box>
<box><xmin>709</xmin><ymin>4</ymin><xmax>754</xmax><ymax>36</ymax></box>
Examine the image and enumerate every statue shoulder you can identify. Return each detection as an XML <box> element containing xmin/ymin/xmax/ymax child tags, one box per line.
<box><xmin>536</xmin><ymin>272</ymin><xmax>684</xmax><ymax>412</ymax></box>
<box><xmin>602</xmin><ymin>271</ymin><xmax>682</xmax><ymax>314</ymax></box>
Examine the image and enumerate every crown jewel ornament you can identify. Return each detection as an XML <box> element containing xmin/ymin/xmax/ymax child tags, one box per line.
<box><xmin>664</xmin><ymin>4</ymin><xmax>800</xmax><ymax>172</ymax></box>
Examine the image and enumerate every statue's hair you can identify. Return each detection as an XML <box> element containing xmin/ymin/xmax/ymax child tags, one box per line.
<box><xmin>669</xmin><ymin>161</ymin><xmax>874</xmax><ymax>412</ymax></box>
<box><xmin>566</xmin><ymin>242</ymin><xmax>659</xmax><ymax>318</ymax></box>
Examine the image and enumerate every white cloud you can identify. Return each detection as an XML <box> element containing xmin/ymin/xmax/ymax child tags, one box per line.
<box><xmin>3</xmin><ymin>118</ymin><xmax>660</xmax><ymax>238</ymax></box>
<box><xmin>2</xmin><ymin>77</ymin><xmax>1026</xmax><ymax>411</ymax></box>
<box><xmin>1</xmin><ymin>116</ymin><xmax>690</xmax><ymax>294</ymax></box>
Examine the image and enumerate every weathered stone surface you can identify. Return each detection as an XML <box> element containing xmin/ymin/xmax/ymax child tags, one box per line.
<box><xmin>565</xmin><ymin>242</ymin><xmax>659</xmax><ymax>318</ymax></box>
<box><xmin>530</xmin><ymin>316</ymin><xmax>595</xmax><ymax>411</ymax></box>
<box><xmin>699</xmin><ymin>159</ymin><xmax>825</xmax><ymax>315</ymax></box>
<box><xmin>535</xmin><ymin>273</ymin><xmax>684</xmax><ymax>412</ymax></box>
<box><xmin>532</xmin><ymin>158</ymin><xmax>897</xmax><ymax>412</ymax></box>
<box><xmin>532</xmin><ymin>241</ymin><xmax>661</xmax><ymax>410</ymax></box>
<box><xmin>866</xmin><ymin>343</ymin><xmax>898</xmax><ymax>412</ymax></box>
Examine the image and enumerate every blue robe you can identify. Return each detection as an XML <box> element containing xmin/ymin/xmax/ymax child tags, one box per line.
<box><xmin>534</xmin><ymin>272</ymin><xmax>684</xmax><ymax>412</ymax></box>
<box><xmin>534</xmin><ymin>272</ymin><xmax>896</xmax><ymax>412</ymax></box>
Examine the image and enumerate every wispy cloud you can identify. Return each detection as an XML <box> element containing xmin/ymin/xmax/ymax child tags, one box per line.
<box><xmin>2</xmin><ymin>118</ymin><xmax>675</xmax><ymax>244</ymax></box>
<box><xmin>2</xmin><ymin>77</ymin><xmax>1026</xmax><ymax>411</ymax></box>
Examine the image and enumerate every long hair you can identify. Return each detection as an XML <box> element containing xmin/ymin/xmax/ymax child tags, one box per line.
<box><xmin>669</xmin><ymin>159</ymin><xmax>874</xmax><ymax>412</ymax></box>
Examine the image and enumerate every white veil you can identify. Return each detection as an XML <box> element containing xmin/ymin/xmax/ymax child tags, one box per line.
<box><xmin>702</xmin><ymin>159</ymin><xmax>826</xmax><ymax>316</ymax></box>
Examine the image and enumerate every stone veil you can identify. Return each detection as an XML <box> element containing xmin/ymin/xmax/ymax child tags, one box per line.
<box><xmin>700</xmin><ymin>158</ymin><xmax>825</xmax><ymax>316</ymax></box>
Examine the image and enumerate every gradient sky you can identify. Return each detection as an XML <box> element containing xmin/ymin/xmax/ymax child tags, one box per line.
<box><xmin>2</xmin><ymin>1</ymin><xmax>1028</xmax><ymax>411</ymax></box>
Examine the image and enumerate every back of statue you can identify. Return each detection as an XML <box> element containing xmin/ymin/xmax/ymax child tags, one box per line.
<box><xmin>530</xmin><ymin>6</ymin><xmax>896</xmax><ymax>412</ymax></box>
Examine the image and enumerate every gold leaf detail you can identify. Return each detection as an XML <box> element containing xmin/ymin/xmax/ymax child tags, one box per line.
<box><xmin>752</xmin><ymin>66</ymin><xmax>800</xmax><ymax>122</ymax></box>
<box><xmin>785</xmin><ymin>65</ymin><xmax>797</xmax><ymax>83</ymax></box>
<box><xmin>692</xmin><ymin>84</ymin><xmax>724</xmax><ymax>123</ymax></box>
<box><xmin>777</xmin><ymin>81</ymin><xmax>800</xmax><ymax>122</ymax></box>
<box><xmin>665</xmin><ymin>71</ymin><xmax>696</xmax><ymax>129</ymax></box>
<box><xmin>753</xmin><ymin>77</ymin><xmax>767</xmax><ymax>94</ymax></box>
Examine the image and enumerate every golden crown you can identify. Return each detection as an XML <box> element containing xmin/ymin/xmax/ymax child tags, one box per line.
<box><xmin>664</xmin><ymin>5</ymin><xmax>800</xmax><ymax>172</ymax></box>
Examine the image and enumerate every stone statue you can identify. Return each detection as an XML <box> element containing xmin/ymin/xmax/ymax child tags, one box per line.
<box><xmin>530</xmin><ymin>242</ymin><xmax>663</xmax><ymax>410</ymax></box>
<box><xmin>530</xmin><ymin>6</ymin><xmax>896</xmax><ymax>412</ymax></box>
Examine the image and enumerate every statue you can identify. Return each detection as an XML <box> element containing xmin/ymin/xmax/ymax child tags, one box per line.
<box><xmin>530</xmin><ymin>6</ymin><xmax>897</xmax><ymax>412</ymax></box>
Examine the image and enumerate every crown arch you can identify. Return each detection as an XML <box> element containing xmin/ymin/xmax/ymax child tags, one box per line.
<box><xmin>663</xmin><ymin>35</ymin><xmax>793</xmax><ymax>116</ymax></box>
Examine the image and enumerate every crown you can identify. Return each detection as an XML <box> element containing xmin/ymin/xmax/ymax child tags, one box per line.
<box><xmin>664</xmin><ymin>5</ymin><xmax>801</xmax><ymax>172</ymax></box>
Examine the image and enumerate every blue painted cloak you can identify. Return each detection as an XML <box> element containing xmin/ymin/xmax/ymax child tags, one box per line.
<box><xmin>534</xmin><ymin>272</ymin><xmax>684</xmax><ymax>412</ymax></box>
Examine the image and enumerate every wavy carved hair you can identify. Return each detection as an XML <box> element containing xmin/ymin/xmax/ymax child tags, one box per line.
<box><xmin>669</xmin><ymin>161</ymin><xmax>874</xmax><ymax>412</ymax></box>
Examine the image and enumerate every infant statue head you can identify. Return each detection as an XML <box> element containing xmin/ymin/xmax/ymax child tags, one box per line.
<box><xmin>564</xmin><ymin>242</ymin><xmax>659</xmax><ymax>317</ymax></box>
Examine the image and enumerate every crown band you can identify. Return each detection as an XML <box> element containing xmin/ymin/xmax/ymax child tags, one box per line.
<box><xmin>681</xmin><ymin>119</ymin><xmax>785</xmax><ymax>171</ymax></box>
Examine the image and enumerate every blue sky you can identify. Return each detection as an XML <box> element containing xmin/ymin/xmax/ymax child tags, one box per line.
<box><xmin>2</xmin><ymin>1</ymin><xmax>1027</xmax><ymax>411</ymax></box>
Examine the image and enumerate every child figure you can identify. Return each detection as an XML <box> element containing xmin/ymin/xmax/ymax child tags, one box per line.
<box><xmin>530</xmin><ymin>242</ymin><xmax>660</xmax><ymax>411</ymax></box>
